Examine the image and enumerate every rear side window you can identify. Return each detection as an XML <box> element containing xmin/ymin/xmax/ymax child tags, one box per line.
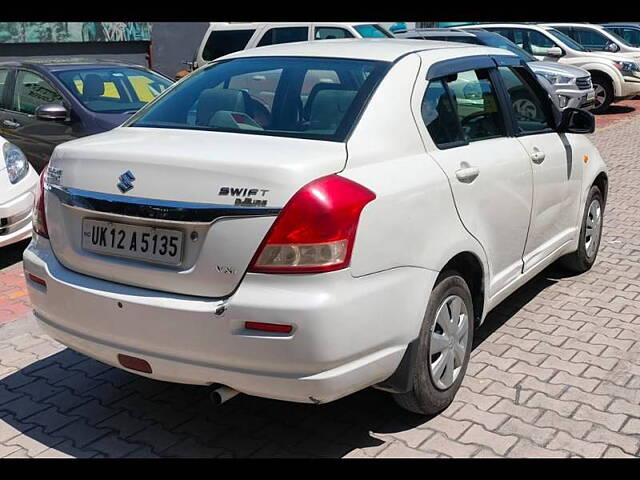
<box><xmin>422</xmin><ymin>69</ymin><xmax>506</xmax><ymax>148</ymax></box>
<box><xmin>128</xmin><ymin>56</ymin><xmax>389</xmax><ymax>142</ymax></box>
<box><xmin>315</xmin><ymin>27</ymin><xmax>354</xmax><ymax>40</ymax></box>
<box><xmin>202</xmin><ymin>29</ymin><xmax>256</xmax><ymax>61</ymax></box>
<box><xmin>497</xmin><ymin>66</ymin><xmax>553</xmax><ymax>134</ymax></box>
<box><xmin>0</xmin><ymin>69</ymin><xmax>8</xmax><ymax>108</ymax></box>
<box><xmin>257</xmin><ymin>27</ymin><xmax>309</xmax><ymax>47</ymax></box>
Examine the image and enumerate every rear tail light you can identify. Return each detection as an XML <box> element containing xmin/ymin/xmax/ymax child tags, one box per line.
<box><xmin>248</xmin><ymin>175</ymin><xmax>375</xmax><ymax>274</ymax></box>
<box><xmin>33</xmin><ymin>166</ymin><xmax>49</xmax><ymax>239</ymax></box>
<box><xmin>245</xmin><ymin>321</ymin><xmax>293</xmax><ymax>334</ymax></box>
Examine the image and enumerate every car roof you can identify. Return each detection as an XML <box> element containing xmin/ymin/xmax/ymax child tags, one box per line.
<box><xmin>395</xmin><ymin>29</ymin><xmax>476</xmax><ymax>39</ymax></box>
<box><xmin>0</xmin><ymin>57</ymin><xmax>150</xmax><ymax>70</ymax></box>
<box><xmin>218</xmin><ymin>38</ymin><xmax>505</xmax><ymax>62</ymax></box>
<box><xmin>207</xmin><ymin>22</ymin><xmax>381</xmax><ymax>29</ymax></box>
<box><xmin>543</xmin><ymin>23</ymin><xmax>605</xmax><ymax>29</ymax></box>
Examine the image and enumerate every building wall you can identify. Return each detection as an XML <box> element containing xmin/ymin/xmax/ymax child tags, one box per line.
<box><xmin>150</xmin><ymin>22</ymin><xmax>209</xmax><ymax>77</ymax></box>
<box><xmin>0</xmin><ymin>41</ymin><xmax>149</xmax><ymax>66</ymax></box>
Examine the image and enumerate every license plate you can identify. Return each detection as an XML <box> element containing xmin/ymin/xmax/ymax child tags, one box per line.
<box><xmin>82</xmin><ymin>219</ymin><xmax>183</xmax><ymax>266</ymax></box>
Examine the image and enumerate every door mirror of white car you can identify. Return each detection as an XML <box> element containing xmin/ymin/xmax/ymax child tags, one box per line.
<box><xmin>605</xmin><ymin>42</ymin><xmax>620</xmax><ymax>52</ymax></box>
<box><xmin>546</xmin><ymin>46</ymin><xmax>564</xmax><ymax>57</ymax></box>
<box><xmin>35</xmin><ymin>103</ymin><xmax>68</xmax><ymax>121</ymax></box>
<box><xmin>557</xmin><ymin>107</ymin><xmax>595</xmax><ymax>134</ymax></box>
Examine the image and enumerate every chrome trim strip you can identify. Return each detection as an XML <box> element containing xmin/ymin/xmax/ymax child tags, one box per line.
<box><xmin>48</xmin><ymin>185</ymin><xmax>282</xmax><ymax>223</ymax></box>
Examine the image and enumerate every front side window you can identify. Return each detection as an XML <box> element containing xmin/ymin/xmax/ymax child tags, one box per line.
<box><xmin>619</xmin><ymin>27</ymin><xmax>640</xmax><ymax>47</ymax></box>
<box><xmin>353</xmin><ymin>24</ymin><xmax>393</xmax><ymax>38</ymax></box>
<box><xmin>574</xmin><ymin>28</ymin><xmax>611</xmax><ymax>50</ymax></box>
<box><xmin>545</xmin><ymin>28</ymin><xmax>588</xmax><ymax>52</ymax></box>
<box><xmin>527</xmin><ymin>30</ymin><xmax>557</xmax><ymax>56</ymax></box>
<box><xmin>12</xmin><ymin>71</ymin><xmax>63</xmax><ymax>115</ymax></box>
<box><xmin>127</xmin><ymin>56</ymin><xmax>389</xmax><ymax>142</ymax></box>
<box><xmin>497</xmin><ymin>66</ymin><xmax>553</xmax><ymax>134</ymax></box>
<box><xmin>257</xmin><ymin>27</ymin><xmax>309</xmax><ymax>47</ymax></box>
<box><xmin>202</xmin><ymin>29</ymin><xmax>256</xmax><ymax>61</ymax></box>
<box><xmin>315</xmin><ymin>27</ymin><xmax>354</xmax><ymax>40</ymax></box>
<box><xmin>0</xmin><ymin>69</ymin><xmax>8</xmax><ymax>108</ymax></box>
<box><xmin>55</xmin><ymin>67</ymin><xmax>171</xmax><ymax>114</ymax></box>
<box><xmin>421</xmin><ymin>68</ymin><xmax>506</xmax><ymax>147</ymax></box>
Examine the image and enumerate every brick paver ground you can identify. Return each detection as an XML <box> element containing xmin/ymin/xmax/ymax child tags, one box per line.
<box><xmin>1</xmin><ymin>109</ymin><xmax>640</xmax><ymax>457</ymax></box>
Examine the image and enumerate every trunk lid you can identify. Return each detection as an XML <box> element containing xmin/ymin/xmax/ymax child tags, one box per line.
<box><xmin>45</xmin><ymin>126</ymin><xmax>348</xmax><ymax>297</ymax></box>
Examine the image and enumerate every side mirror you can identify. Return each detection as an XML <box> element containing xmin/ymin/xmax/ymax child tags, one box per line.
<box><xmin>547</xmin><ymin>46</ymin><xmax>564</xmax><ymax>57</ymax></box>
<box><xmin>605</xmin><ymin>42</ymin><xmax>620</xmax><ymax>52</ymax></box>
<box><xmin>557</xmin><ymin>107</ymin><xmax>595</xmax><ymax>134</ymax></box>
<box><xmin>35</xmin><ymin>103</ymin><xmax>68</xmax><ymax>121</ymax></box>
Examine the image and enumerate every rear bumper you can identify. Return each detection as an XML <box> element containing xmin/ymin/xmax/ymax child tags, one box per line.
<box><xmin>24</xmin><ymin>236</ymin><xmax>437</xmax><ymax>404</ymax></box>
<box><xmin>0</xmin><ymin>188</ymin><xmax>35</xmax><ymax>248</ymax></box>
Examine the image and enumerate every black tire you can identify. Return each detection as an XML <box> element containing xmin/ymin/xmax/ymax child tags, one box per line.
<box><xmin>560</xmin><ymin>185</ymin><xmax>604</xmax><ymax>273</ymax></box>
<box><xmin>590</xmin><ymin>74</ymin><xmax>614</xmax><ymax>114</ymax></box>
<box><xmin>393</xmin><ymin>271</ymin><xmax>474</xmax><ymax>415</ymax></box>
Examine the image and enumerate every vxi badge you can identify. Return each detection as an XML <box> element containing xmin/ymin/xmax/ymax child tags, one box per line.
<box><xmin>218</xmin><ymin>187</ymin><xmax>270</xmax><ymax>207</ymax></box>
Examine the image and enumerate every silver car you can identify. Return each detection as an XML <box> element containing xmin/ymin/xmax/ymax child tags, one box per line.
<box><xmin>396</xmin><ymin>28</ymin><xmax>596</xmax><ymax>111</ymax></box>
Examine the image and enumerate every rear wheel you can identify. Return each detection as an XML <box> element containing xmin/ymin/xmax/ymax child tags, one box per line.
<box><xmin>560</xmin><ymin>185</ymin><xmax>604</xmax><ymax>273</ymax></box>
<box><xmin>393</xmin><ymin>271</ymin><xmax>474</xmax><ymax>415</ymax></box>
<box><xmin>590</xmin><ymin>74</ymin><xmax>614</xmax><ymax>114</ymax></box>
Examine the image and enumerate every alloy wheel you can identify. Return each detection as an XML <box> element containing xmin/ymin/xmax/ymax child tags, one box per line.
<box><xmin>585</xmin><ymin>198</ymin><xmax>602</xmax><ymax>259</ymax></box>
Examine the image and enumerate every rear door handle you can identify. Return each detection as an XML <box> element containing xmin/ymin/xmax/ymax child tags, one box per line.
<box><xmin>2</xmin><ymin>119</ymin><xmax>20</xmax><ymax>129</ymax></box>
<box><xmin>530</xmin><ymin>148</ymin><xmax>546</xmax><ymax>164</ymax></box>
<box><xmin>455</xmin><ymin>164</ymin><xmax>480</xmax><ymax>183</ymax></box>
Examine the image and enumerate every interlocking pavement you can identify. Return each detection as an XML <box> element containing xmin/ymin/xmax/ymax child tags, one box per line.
<box><xmin>1</xmin><ymin>107</ymin><xmax>640</xmax><ymax>458</ymax></box>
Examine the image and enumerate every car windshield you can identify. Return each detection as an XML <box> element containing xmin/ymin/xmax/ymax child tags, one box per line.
<box><xmin>127</xmin><ymin>56</ymin><xmax>390</xmax><ymax>142</ymax></box>
<box><xmin>473</xmin><ymin>31</ymin><xmax>537</xmax><ymax>62</ymax></box>
<box><xmin>54</xmin><ymin>67</ymin><xmax>172</xmax><ymax>114</ymax></box>
<box><xmin>354</xmin><ymin>24</ymin><xmax>394</xmax><ymax>38</ymax></box>
<box><xmin>545</xmin><ymin>28</ymin><xmax>589</xmax><ymax>52</ymax></box>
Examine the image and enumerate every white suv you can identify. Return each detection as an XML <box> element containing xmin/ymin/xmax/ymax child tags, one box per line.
<box><xmin>193</xmin><ymin>22</ymin><xmax>393</xmax><ymax>69</ymax></box>
<box><xmin>24</xmin><ymin>40</ymin><xmax>607</xmax><ymax>415</ymax></box>
<box><xmin>473</xmin><ymin>24</ymin><xmax>640</xmax><ymax>113</ymax></box>
<box><xmin>545</xmin><ymin>23</ymin><xmax>640</xmax><ymax>59</ymax></box>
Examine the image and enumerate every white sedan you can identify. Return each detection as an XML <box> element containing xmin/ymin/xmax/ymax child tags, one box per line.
<box><xmin>0</xmin><ymin>137</ymin><xmax>38</xmax><ymax>248</ymax></box>
<box><xmin>24</xmin><ymin>39</ymin><xmax>607</xmax><ymax>415</ymax></box>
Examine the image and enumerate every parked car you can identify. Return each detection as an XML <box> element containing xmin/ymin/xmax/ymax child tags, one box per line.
<box><xmin>192</xmin><ymin>22</ymin><xmax>394</xmax><ymax>70</ymax></box>
<box><xmin>600</xmin><ymin>23</ymin><xmax>640</xmax><ymax>48</ymax></box>
<box><xmin>470</xmin><ymin>24</ymin><xmax>640</xmax><ymax>113</ymax></box>
<box><xmin>0</xmin><ymin>59</ymin><xmax>173</xmax><ymax>172</ymax></box>
<box><xmin>24</xmin><ymin>39</ymin><xmax>607</xmax><ymax>415</ymax></box>
<box><xmin>0</xmin><ymin>136</ymin><xmax>38</xmax><ymax>248</ymax></box>
<box><xmin>544</xmin><ymin>23</ymin><xmax>640</xmax><ymax>59</ymax></box>
<box><xmin>395</xmin><ymin>28</ymin><xmax>595</xmax><ymax>111</ymax></box>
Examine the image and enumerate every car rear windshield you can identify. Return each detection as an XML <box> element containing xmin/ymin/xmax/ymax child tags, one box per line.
<box><xmin>127</xmin><ymin>56</ymin><xmax>390</xmax><ymax>142</ymax></box>
<box><xmin>55</xmin><ymin>67</ymin><xmax>172</xmax><ymax>114</ymax></box>
<box><xmin>354</xmin><ymin>25</ymin><xmax>394</xmax><ymax>38</ymax></box>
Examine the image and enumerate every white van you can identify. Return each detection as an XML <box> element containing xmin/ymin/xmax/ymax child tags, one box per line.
<box><xmin>193</xmin><ymin>22</ymin><xmax>393</xmax><ymax>69</ymax></box>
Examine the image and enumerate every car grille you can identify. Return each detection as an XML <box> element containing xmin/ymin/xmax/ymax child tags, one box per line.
<box><xmin>576</xmin><ymin>76</ymin><xmax>592</xmax><ymax>90</ymax></box>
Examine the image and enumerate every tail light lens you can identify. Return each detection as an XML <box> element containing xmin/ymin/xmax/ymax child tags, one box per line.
<box><xmin>33</xmin><ymin>166</ymin><xmax>49</xmax><ymax>239</ymax></box>
<box><xmin>249</xmin><ymin>175</ymin><xmax>375</xmax><ymax>274</ymax></box>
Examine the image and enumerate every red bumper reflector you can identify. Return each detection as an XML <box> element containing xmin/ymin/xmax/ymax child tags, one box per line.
<box><xmin>118</xmin><ymin>354</ymin><xmax>153</xmax><ymax>374</ymax></box>
<box><xmin>245</xmin><ymin>321</ymin><xmax>293</xmax><ymax>334</ymax></box>
<box><xmin>26</xmin><ymin>273</ymin><xmax>47</xmax><ymax>288</ymax></box>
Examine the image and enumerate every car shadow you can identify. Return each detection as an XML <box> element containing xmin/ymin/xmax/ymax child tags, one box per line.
<box><xmin>0</xmin><ymin>262</ymin><xmax>574</xmax><ymax>458</ymax></box>
<box><xmin>598</xmin><ymin>105</ymin><xmax>635</xmax><ymax>115</ymax></box>
<box><xmin>0</xmin><ymin>239</ymin><xmax>30</xmax><ymax>271</ymax></box>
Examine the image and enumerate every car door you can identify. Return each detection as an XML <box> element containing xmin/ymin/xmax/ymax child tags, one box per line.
<box><xmin>0</xmin><ymin>68</ymin><xmax>16</xmax><ymax>138</ymax></box>
<box><xmin>496</xmin><ymin>65</ymin><xmax>583</xmax><ymax>272</ymax></box>
<box><xmin>2</xmin><ymin>69</ymin><xmax>74</xmax><ymax>172</ymax></box>
<box><xmin>415</xmin><ymin>60</ymin><xmax>534</xmax><ymax>298</ymax></box>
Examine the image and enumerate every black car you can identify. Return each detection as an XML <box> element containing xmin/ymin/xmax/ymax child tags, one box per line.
<box><xmin>0</xmin><ymin>59</ymin><xmax>173</xmax><ymax>172</ymax></box>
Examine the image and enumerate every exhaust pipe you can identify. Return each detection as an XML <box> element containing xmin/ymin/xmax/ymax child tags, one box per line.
<box><xmin>209</xmin><ymin>384</ymin><xmax>239</xmax><ymax>406</ymax></box>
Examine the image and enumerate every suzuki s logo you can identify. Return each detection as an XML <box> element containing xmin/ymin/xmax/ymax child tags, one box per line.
<box><xmin>117</xmin><ymin>170</ymin><xmax>136</xmax><ymax>193</ymax></box>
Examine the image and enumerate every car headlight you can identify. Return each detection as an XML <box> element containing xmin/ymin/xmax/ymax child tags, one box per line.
<box><xmin>2</xmin><ymin>142</ymin><xmax>30</xmax><ymax>184</ymax></box>
<box><xmin>614</xmin><ymin>60</ymin><xmax>640</xmax><ymax>75</ymax></box>
<box><xmin>537</xmin><ymin>71</ymin><xmax>573</xmax><ymax>85</ymax></box>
